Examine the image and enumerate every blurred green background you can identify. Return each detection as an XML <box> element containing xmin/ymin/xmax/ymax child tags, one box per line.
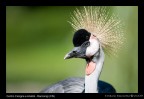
<box><xmin>6</xmin><ymin>6</ymin><xmax>138</xmax><ymax>93</ymax></box>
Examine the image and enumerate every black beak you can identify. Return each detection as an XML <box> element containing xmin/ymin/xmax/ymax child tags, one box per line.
<box><xmin>64</xmin><ymin>46</ymin><xmax>86</xmax><ymax>59</ymax></box>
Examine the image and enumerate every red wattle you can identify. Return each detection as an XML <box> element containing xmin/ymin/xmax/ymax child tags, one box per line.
<box><xmin>86</xmin><ymin>61</ymin><xmax>96</xmax><ymax>75</ymax></box>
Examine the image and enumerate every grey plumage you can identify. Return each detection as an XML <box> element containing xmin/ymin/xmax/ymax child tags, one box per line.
<box><xmin>40</xmin><ymin>78</ymin><xmax>84</xmax><ymax>93</ymax></box>
<box><xmin>40</xmin><ymin>77</ymin><xmax>116</xmax><ymax>93</ymax></box>
<box><xmin>39</xmin><ymin>6</ymin><xmax>123</xmax><ymax>93</ymax></box>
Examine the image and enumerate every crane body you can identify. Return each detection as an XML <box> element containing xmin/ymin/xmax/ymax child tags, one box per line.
<box><xmin>40</xmin><ymin>6</ymin><xmax>124</xmax><ymax>93</ymax></box>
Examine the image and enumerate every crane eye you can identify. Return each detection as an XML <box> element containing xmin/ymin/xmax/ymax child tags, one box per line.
<box><xmin>85</xmin><ymin>42</ymin><xmax>90</xmax><ymax>47</ymax></box>
<box><xmin>81</xmin><ymin>41</ymin><xmax>90</xmax><ymax>47</ymax></box>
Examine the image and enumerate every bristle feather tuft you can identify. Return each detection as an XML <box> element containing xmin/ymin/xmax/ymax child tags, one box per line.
<box><xmin>69</xmin><ymin>6</ymin><xmax>125</xmax><ymax>56</ymax></box>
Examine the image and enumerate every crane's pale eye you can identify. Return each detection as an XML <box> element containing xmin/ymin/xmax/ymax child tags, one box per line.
<box><xmin>81</xmin><ymin>41</ymin><xmax>90</xmax><ymax>47</ymax></box>
<box><xmin>85</xmin><ymin>41</ymin><xmax>90</xmax><ymax>47</ymax></box>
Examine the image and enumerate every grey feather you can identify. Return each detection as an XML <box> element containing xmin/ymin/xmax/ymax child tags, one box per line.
<box><xmin>40</xmin><ymin>77</ymin><xmax>116</xmax><ymax>93</ymax></box>
<box><xmin>40</xmin><ymin>77</ymin><xmax>84</xmax><ymax>93</ymax></box>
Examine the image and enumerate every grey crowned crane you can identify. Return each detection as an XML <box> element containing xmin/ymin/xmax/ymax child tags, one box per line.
<box><xmin>40</xmin><ymin>6</ymin><xmax>124</xmax><ymax>93</ymax></box>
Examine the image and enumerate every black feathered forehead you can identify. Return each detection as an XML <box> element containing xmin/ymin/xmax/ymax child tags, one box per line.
<box><xmin>73</xmin><ymin>29</ymin><xmax>91</xmax><ymax>47</ymax></box>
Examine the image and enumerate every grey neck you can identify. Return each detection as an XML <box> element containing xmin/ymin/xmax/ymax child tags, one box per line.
<box><xmin>85</xmin><ymin>46</ymin><xmax>104</xmax><ymax>93</ymax></box>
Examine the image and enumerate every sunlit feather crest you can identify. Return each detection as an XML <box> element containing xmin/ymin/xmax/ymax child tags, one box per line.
<box><xmin>68</xmin><ymin>6</ymin><xmax>125</xmax><ymax>56</ymax></box>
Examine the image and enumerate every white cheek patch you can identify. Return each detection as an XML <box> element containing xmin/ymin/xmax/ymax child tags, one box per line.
<box><xmin>86</xmin><ymin>39</ymin><xmax>99</xmax><ymax>57</ymax></box>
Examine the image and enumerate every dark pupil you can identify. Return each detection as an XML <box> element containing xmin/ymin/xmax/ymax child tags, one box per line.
<box><xmin>73</xmin><ymin>29</ymin><xmax>91</xmax><ymax>47</ymax></box>
<box><xmin>81</xmin><ymin>41</ymin><xmax>90</xmax><ymax>47</ymax></box>
<box><xmin>85</xmin><ymin>41</ymin><xmax>90</xmax><ymax>46</ymax></box>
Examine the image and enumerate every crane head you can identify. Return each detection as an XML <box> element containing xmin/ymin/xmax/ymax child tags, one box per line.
<box><xmin>64</xmin><ymin>29</ymin><xmax>100</xmax><ymax>60</ymax></box>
